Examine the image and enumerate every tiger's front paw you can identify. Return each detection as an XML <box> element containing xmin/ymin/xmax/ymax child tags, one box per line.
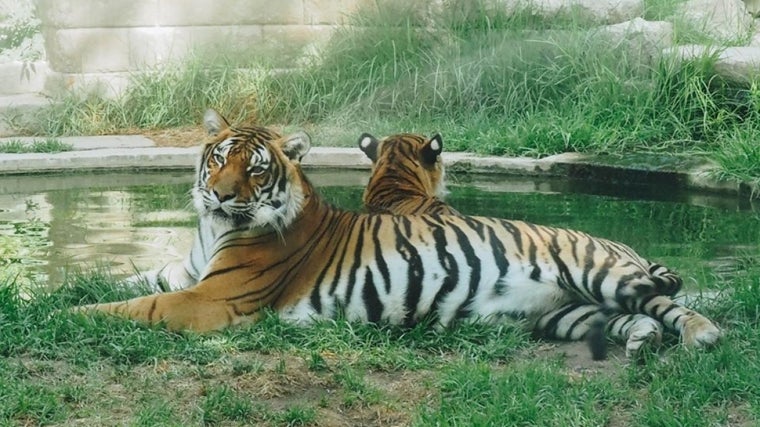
<box><xmin>682</xmin><ymin>315</ymin><xmax>721</xmax><ymax>348</ymax></box>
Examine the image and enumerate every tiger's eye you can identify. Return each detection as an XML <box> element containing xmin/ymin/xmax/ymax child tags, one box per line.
<box><xmin>249</xmin><ymin>165</ymin><xmax>267</xmax><ymax>176</ymax></box>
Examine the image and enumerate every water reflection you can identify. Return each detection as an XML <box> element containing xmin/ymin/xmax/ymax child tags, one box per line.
<box><xmin>0</xmin><ymin>170</ymin><xmax>758</xmax><ymax>294</ymax></box>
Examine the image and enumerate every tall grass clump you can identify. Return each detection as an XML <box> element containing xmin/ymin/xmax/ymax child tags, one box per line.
<box><xmin>258</xmin><ymin>0</ymin><xmax>756</xmax><ymax>158</ymax></box>
<box><xmin>24</xmin><ymin>0</ymin><xmax>760</xmax><ymax>182</ymax></box>
<box><xmin>34</xmin><ymin>55</ymin><xmax>269</xmax><ymax>136</ymax></box>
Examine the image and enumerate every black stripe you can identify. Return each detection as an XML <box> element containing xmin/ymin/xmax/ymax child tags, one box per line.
<box><xmin>499</xmin><ymin>220</ymin><xmax>524</xmax><ymax>256</ymax></box>
<box><xmin>591</xmin><ymin>254</ymin><xmax>616</xmax><ymax>303</ymax></box>
<box><xmin>581</xmin><ymin>238</ymin><xmax>596</xmax><ymax>300</ymax></box>
<box><xmin>567</xmin><ymin>307</ymin><xmax>601</xmax><ymax>339</ymax></box>
<box><xmin>487</xmin><ymin>226</ymin><xmax>509</xmax><ymax>277</ymax></box>
<box><xmin>548</xmin><ymin>233</ymin><xmax>579</xmax><ymax>296</ymax></box>
<box><xmin>538</xmin><ymin>302</ymin><xmax>585</xmax><ymax>338</ymax></box>
<box><xmin>528</xmin><ymin>232</ymin><xmax>541</xmax><ymax>281</ymax></box>
<box><xmin>422</xmin><ymin>217</ymin><xmax>458</xmax><ymax>318</ymax></box>
<box><xmin>637</xmin><ymin>294</ymin><xmax>659</xmax><ymax>313</ymax></box>
<box><xmin>393</xmin><ymin>219</ymin><xmax>424</xmax><ymax>326</ymax></box>
<box><xmin>362</xmin><ymin>268</ymin><xmax>384</xmax><ymax>323</ymax></box>
<box><xmin>371</xmin><ymin>217</ymin><xmax>392</xmax><ymax>292</ymax></box>
<box><xmin>311</xmin><ymin>213</ymin><xmax>351</xmax><ymax>311</ymax></box>
<box><xmin>328</xmin><ymin>216</ymin><xmax>358</xmax><ymax>296</ymax></box>
<box><xmin>343</xmin><ymin>222</ymin><xmax>367</xmax><ymax>306</ymax></box>
<box><xmin>452</xmin><ymin>223</ymin><xmax>481</xmax><ymax>320</ymax></box>
<box><xmin>148</xmin><ymin>298</ymin><xmax>158</xmax><ymax>321</ymax></box>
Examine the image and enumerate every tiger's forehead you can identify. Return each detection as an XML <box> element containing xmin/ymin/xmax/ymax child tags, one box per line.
<box><xmin>249</xmin><ymin>145</ymin><xmax>272</xmax><ymax>165</ymax></box>
<box><xmin>213</xmin><ymin>137</ymin><xmax>273</xmax><ymax>164</ymax></box>
<box><xmin>214</xmin><ymin>138</ymin><xmax>237</xmax><ymax>153</ymax></box>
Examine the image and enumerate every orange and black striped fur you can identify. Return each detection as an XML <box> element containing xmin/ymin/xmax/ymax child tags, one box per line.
<box><xmin>124</xmin><ymin>110</ymin><xmax>243</xmax><ymax>293</ymax></box>
<box><xmin>357</xmin><ymin>132</ymin><xmax>707</xmax><ymax>359</ymax></box>
<box><xmin>359</xmin><ymin>132</ymin><xmax>458</xmax><ymax>216</ymax></box>
<box><xmin>71</xmin><ymin>112</ymin><xmax>721</xmax><ymax>358</ymax></box>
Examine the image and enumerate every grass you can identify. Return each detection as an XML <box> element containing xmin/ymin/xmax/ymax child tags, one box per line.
<box><xmin>0</xmin><ymin>138</ymin><xmax>72</xmax><ymax>153</ymax></box>
<box><xmin>0</xmin><ymin>258</ymin><xmax>759</xmax><ymax>426</ymax></box>
<box><xmin>13</xmin><ymin>0</ymin><xmax>760</xmax><ymax>187</ymax></box>
<box><xmin>1</xmin><ymin>174</ymin><xmax>760</xmax><ymax>425</ymax></box>
<box><xmin>0</xmin><ymin>0</ymin><xmax>42</xmax><ymax>61</ymax></box>
<box><xmin>5</xmin><ymin>0</ymin><xmax>760</xmax><ymax>182</ymax></box>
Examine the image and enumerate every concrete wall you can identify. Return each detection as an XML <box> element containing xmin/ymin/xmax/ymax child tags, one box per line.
<box><xmin>35</xmin><ymin>0</ymin><xmax>366</xmax><ymax>97</ymax></box>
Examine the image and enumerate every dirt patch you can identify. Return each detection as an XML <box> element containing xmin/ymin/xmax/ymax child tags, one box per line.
<box><xmin>126</xmin><ymin>353</ymin><xmax>433</xmax><ymax>427</ymax></box>
<box><xmin>530</xmin><ymin>340</ymin><xmax>628</xmax><ymax>377</ymax></box>
<box><xmin>142</xmin><ymin>127</ymin><xmax>209</xmax><ymax>147</ymax></box>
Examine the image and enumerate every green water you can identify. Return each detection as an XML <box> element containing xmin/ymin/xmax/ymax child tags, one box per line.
<box><xmin>1</xmin><ymin>170</ymin><xmax>758</xmax><ymax>293</ymax></box>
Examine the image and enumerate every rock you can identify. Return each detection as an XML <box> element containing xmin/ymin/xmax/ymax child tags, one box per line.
<box><xmin>749</xmin><ymin>18</ymin><xmax>760</xmax><ymax>45</ymax></box>
<box><xmin>662</xmin><ymin>44</ymin><xmax>722</xmax><ymax>62</ymax></box>
<box><xmin>596</xmin><ymin>18</ymin><xmax>674</xmax><ymax>64</ymax></box>
<box><xmin>662</xmin><ymin>44</ymin><xmax>760</xmax><ymax>83</ymax></box>
<box><xmin>677</xmin><ymin>0</ymin><xmax>753</xmax><ymax>43</ymax></box>
<box><xmin>714</xmin><ymin>47</ymin><xmax>760</xmax><ymax>82</ymax></box>
<box><xmin>745</xmin><ymin>0</ymin><xmax>760</xmax><ymax>16</ymax></box>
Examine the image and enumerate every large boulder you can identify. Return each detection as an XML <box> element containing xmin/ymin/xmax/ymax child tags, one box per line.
<box><xmin>677</xmin><ymin>0</ymin><xmax>753</xmax><ymax>43</ymax></box>
<box><xmin>596</xmin><ymin>18</ymin><xmax>674</xmax><ymax>64</ymax></box>
<box><xmin>663</xmin><ymin>44</ymin><xmax>760</xmax><ymax>83</ymax></box>
<box><xmin>714</xmin><ymin>47</ymin><xmax>760</xmax><ymax>82</ymax></box>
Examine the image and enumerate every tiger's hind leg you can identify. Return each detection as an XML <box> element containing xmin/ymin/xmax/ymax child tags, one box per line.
<box><xmin>632</xmin><ymin>294</ymin><xmax>721</xmax><ymax>348</ymax></box>
<box><xmin>607</xmin><ymin>313</ymin><xmax>663</xmax><ymax>358</ymax></box>
<box><xmin>605</xmin><ymin>274</ymin><xmax>721</xmax><ymax>349</ymax></box>
<box><xmin>534</xmin><ymin>303</ymin><xmax>664</xmax><ymax>359</ymax></box>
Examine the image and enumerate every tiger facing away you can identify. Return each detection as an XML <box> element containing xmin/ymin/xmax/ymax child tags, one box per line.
<box><xmin>70</xmin><ymin>111</ymin><xmax>721</xmax><ymax>359</ymax></box>
<box><xmin>358</xmin><ymin>132</ymin><xmax>459</xmax><ymax>216</ymax></box>
<box><xmin>357</xmin><ymin>132</ymin><xmax>686</xmax><ymax>358</ymax></box>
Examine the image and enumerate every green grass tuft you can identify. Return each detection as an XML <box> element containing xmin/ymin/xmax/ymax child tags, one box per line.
<box><xmin>0</xmin><ymin>138</ymin><xmax>72</xmax><ymax>153</ymax></box>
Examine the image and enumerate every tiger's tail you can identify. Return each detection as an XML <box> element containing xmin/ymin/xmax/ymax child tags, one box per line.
<box><xmin>587</xmin><ymin>304</ymin><xmax>614</xmax><ymax>361</ymax></box>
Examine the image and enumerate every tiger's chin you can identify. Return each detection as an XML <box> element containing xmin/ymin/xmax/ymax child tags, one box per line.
<box><xmin>204</xmin><ymin>205</ymin><xmax>290</xmax><ymax>234</ymax></box>
<box><xmin>209</xmin><ymin>209</ymin><xmax>253</xmax><ymax>228</ymax></box>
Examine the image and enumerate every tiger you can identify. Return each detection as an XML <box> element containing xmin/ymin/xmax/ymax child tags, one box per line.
<box><xmin>358</xmin><ymin>132</ymin><xmax>459</xmax><ymax>216</ymax></box>
<box><xmin>124</xmin><ymin>109</ymin><xmax>262</xmax><ymax>293</ymax></box>
<box><xmin>69</xmin><ymin>111</ymin><xmax>721</xmax><ymax>360</ymax></box>
<box><xmin>357</xmin><ymin>132</ymin><xmax>681</xmax><ymax>359</ymax></box>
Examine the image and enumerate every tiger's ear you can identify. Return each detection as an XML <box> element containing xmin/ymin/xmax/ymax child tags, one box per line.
<box><xmin>421</xmin><ymin>133</ymin><xmax>443</xmax><ymax>166</ymax></box>
<box><xmin>203</xmin><ymin>109</ymin><xmax>230</xmax><ymax>136</ymax></box>
<box><xmin>280</xmin><ymin>131</ymin><xmax>311</xmax><ymax>162</ymax></box>
<box><xmin>358</xmin><ymin>133</ymin><xmax>379</xmax><ymax>163</ymax></box>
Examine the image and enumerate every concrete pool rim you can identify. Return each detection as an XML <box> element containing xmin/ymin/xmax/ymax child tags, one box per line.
<box><xmin>0</xmin><ymin>134</ymin><xmax>753</xmax><ymax>199</ymax></box>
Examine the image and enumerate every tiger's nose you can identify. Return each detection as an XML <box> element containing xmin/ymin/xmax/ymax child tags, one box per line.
<box><xmin>213</xmin><ymin>190</ymin><xmax>235</xmax><ymax>203</ymax></box>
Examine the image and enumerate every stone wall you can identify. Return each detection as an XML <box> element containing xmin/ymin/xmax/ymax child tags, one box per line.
<box><xmin>25</xmin><ymin>0</ymin><xmax>760</xmax><ymax>99</ymax></box>
<box><xmin>34</xmin><ymin>0</ymin><xmax>366</xmax><ymax>97</ymax></box>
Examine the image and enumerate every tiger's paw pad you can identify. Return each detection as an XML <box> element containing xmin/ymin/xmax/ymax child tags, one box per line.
<box><xmin>682</xmin><ymin>316</ymin><xmax>721</xmax><ymax>348</ymax></box>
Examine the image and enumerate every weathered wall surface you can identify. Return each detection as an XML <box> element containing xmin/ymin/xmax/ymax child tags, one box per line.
<box><xmin>22</xmin><ymin>0</ymin><xmax>760</xmax><ymax>99</ymax></box>
<box><xmin>35</xmin><ymin>0</ymin><xmax>366</xmax><ymax>96</ymax></box>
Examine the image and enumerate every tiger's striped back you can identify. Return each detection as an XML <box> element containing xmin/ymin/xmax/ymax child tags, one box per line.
<box><xmin>358</xmin><ymin>132</ymin><xmax>459</xmax><ymax>216</ymax></box>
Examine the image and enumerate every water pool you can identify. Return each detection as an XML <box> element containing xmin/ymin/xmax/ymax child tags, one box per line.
<box><xmin>1</xmin><ymin>170</ymin><xmax>758</xmax><ymax>295</ymax></box>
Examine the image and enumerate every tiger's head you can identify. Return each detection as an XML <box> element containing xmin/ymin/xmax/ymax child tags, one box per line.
<box><xmin>358</xmin><ymin>132</ymin><xmax>448</xmax><ymax>212</ymax></box>
<box><xmin>193</xmin><ymin>109</ymin><xmax>312</xmax><ymax>232</ymax></box>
